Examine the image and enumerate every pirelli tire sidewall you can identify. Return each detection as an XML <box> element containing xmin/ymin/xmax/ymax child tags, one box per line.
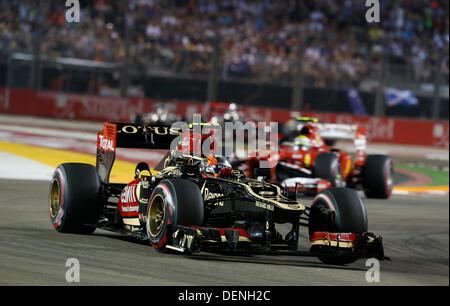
<box><xmin>49</xmin><ymin>163</ymin><xmax>100</xmax><ymax>234</ymax></box>
<box><xmin>146</xmin><ymin>182</ymin><xmax>173</xmax><ymax>250</ymax></box>
<box><xmin>146</xmin><ymin>179</ymin><xmax>204</xmax><ymax>251</ymax></box>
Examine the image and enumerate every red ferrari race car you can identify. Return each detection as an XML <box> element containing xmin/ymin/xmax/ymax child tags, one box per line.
<box><xmin>232</xmin><ymin>117</ymin><xmax>394</xmax><ymax>199</ymax></box>
<box><xmin>48</xmin><ymin>122</ymin><xmax>386</xmax><ymax>264</ymax></box>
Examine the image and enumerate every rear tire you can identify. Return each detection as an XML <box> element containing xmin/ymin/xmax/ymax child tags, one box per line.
<box><xmin>146</xmin><ymin>179</ymin><xmax>204</xmax><ymax>251</ymax></box>
<box><xmin>363</xmin><ymin>155</ymin><xmax>394</xmax><ymax>199</ymax></box>
<box><xmin>49</xmin><ymin>163</ymin><xmax>100</xmax><ymax>234</ymax></box>
<box><xmin>309</xmin><ymin>188</ymin><xmax>368</xmax><ymax>265</ymax></box>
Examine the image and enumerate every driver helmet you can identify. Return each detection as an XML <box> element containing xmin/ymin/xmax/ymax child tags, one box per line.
<box><xmin>200</xmin><ymin>155</ymin><xmax>233</xmax><ymax>176</ymax></box>
<box><xmin>295</xmin><ymin>116</ymin><xmax>318</xmax><ymax>132</ymax></box>
<box><xmin>294</xmin><ymin>135</ymin><xmax>312</xmax><ymax>151</ymax></box>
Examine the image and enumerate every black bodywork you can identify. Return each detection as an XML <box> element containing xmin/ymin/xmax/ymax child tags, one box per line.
<box><xmin>99</xmin><ymin>155</ymin><xmax>305</xmax><ymax>253</ymax></box>
<box><xmin>93</xmin><ymin>122</ymin><xmax>386</xmax><ymax>259</ymax></box>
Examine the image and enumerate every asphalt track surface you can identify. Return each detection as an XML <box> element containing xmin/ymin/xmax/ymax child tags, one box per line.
<box><xmin>0</xmin><ymin>179</ymin><xmax>448</xmax><ymax>286</ymax></box>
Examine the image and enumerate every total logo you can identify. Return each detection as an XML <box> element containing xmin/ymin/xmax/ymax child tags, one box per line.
<box><xmin>98</xmin><ymin>134</ymin><xmax>115</xmax><ymax>152</ymax></box>
<box><xmin>121</xmin><ymin>185</ymin><xmax>137</xmax><ymax>204</ymax></box>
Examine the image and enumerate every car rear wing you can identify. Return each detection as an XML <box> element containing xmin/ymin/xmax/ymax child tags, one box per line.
<box><xmin>316</xmin><ymin>124</ymin><xmax>367</xmax><ymax>166</ymax></box>
<box><xmin>96</xmin><ymin>122</ymin><xmax>219</xmax><ymax>183</ymax></box>
<box><xmin>96</xmin><ymin>122</ymin><xmax>185</xmax><ymax>183</ymax></box>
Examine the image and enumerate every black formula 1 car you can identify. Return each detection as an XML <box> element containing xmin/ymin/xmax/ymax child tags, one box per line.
<box><xmin>48</xmin><ymin>122</ymin><xmax>386</xmax><ymax>264</ymax></box>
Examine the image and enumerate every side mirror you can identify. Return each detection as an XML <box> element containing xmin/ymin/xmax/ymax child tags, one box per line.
<box><xmin>254</xmin><ymin>168</ymin><xmax>271</xmax><ymax>181</ymax></box>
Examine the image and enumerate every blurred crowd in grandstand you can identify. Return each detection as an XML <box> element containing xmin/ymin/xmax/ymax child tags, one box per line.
<box><xmin>0</xmin><ymin>0</ymin><xmax>448</xmax><ymax>90</ymax></box>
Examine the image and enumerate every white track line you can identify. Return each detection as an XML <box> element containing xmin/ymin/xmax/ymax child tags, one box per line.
<box><xmin>0</xmin><ymin>151</ymin><xmax>53</xmax><ymax>181</ymax></box>
<box><xmin>0</xmin><ymin>124</ymin><xmax>96</xmax><ymax>141</ymax></box>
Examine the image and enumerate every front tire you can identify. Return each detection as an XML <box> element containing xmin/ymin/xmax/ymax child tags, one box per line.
<box><xmin>363</xmin><ymin>155</ymin><xmax>394</xmax><ymax>199</ymax></box>
<box><xmin>49</xmin><ymin>163</ymin><xmax>100</xmax><ymax>234</ymax></box>
<box><xmin>313</xmin><ymin>153</ymin><xmax>342</xmax><ymax>186</ymax></box>
<box><xmin>146</xmin><ymin>179</ymin><xmax>204</xmax><ymax>251</ymax></box>
<box><xmin>309</xmin><ymin>188</ymin><xmax>368</xmax><ymax>265</ymax></box>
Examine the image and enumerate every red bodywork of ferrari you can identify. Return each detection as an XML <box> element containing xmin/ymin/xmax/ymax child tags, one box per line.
<box><xmin>235</xmin><ymin>122</ymin><xmax>367</xmax><ymax>195</ymax></box>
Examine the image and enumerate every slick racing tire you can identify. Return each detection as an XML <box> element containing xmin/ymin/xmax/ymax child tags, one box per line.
<box><xmin>309</xmin><ymin>188</ymin><xmax>368</xmax><ymax>265</ymax></box>
<box><xmin>49</xmin><ymin>163</ymin><xmax>100</xmax><ymax>234</ymax></box>
<box><xmin>313</xmin><ymin>153</ymin><xmax>341</xmax><ymax>186</ymax></box>
<box><xmin>146</xmin><ymin>179</ymin><xmax>204</xmax><ymax>251</ymax></box>
<box><xmin>363</xmin><ymin>155</ymin><xmax>394</xmax><ymax>199</ymax></box>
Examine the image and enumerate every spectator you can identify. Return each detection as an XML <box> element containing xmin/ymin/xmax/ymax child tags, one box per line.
<box><xmin>0</xmin><ymin>0</ymin><xmax>448</xmax><ymax>89</ymax></box>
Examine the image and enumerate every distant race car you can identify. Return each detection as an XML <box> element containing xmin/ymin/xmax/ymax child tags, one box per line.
<box><xmin>48</xmin><ymin>122</ymin><xmax>385</xmax><ymax>264</ymax></box>
<box><xmin>202</xmin><ymin>102</ymin><xmax>265</xmax><ymax>142</ymax></box>
<box><xmin>134</xmin><ymin>102</ymin><xmax>183</xmax><ymax>126</ymax></box>
<box><xmin>202</xmin><ymin>102</ymin><xmax>250</xmax><ymax>126</ymax></box>
<box><xmin>233</xmin><ymin>117</ymin><xmax>394</xmax><ymax>199</ymax></box>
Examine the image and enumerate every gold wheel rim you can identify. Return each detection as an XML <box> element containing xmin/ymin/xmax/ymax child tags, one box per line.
<box><xmin>49</xmin><ymin>179</ymin><xmax>60</xmax><ymax>218</ymax></box>
<box><xmin>148</xmin><ymin>194</ymin><xmax>165</xmax><ymax>237</ymax></box>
